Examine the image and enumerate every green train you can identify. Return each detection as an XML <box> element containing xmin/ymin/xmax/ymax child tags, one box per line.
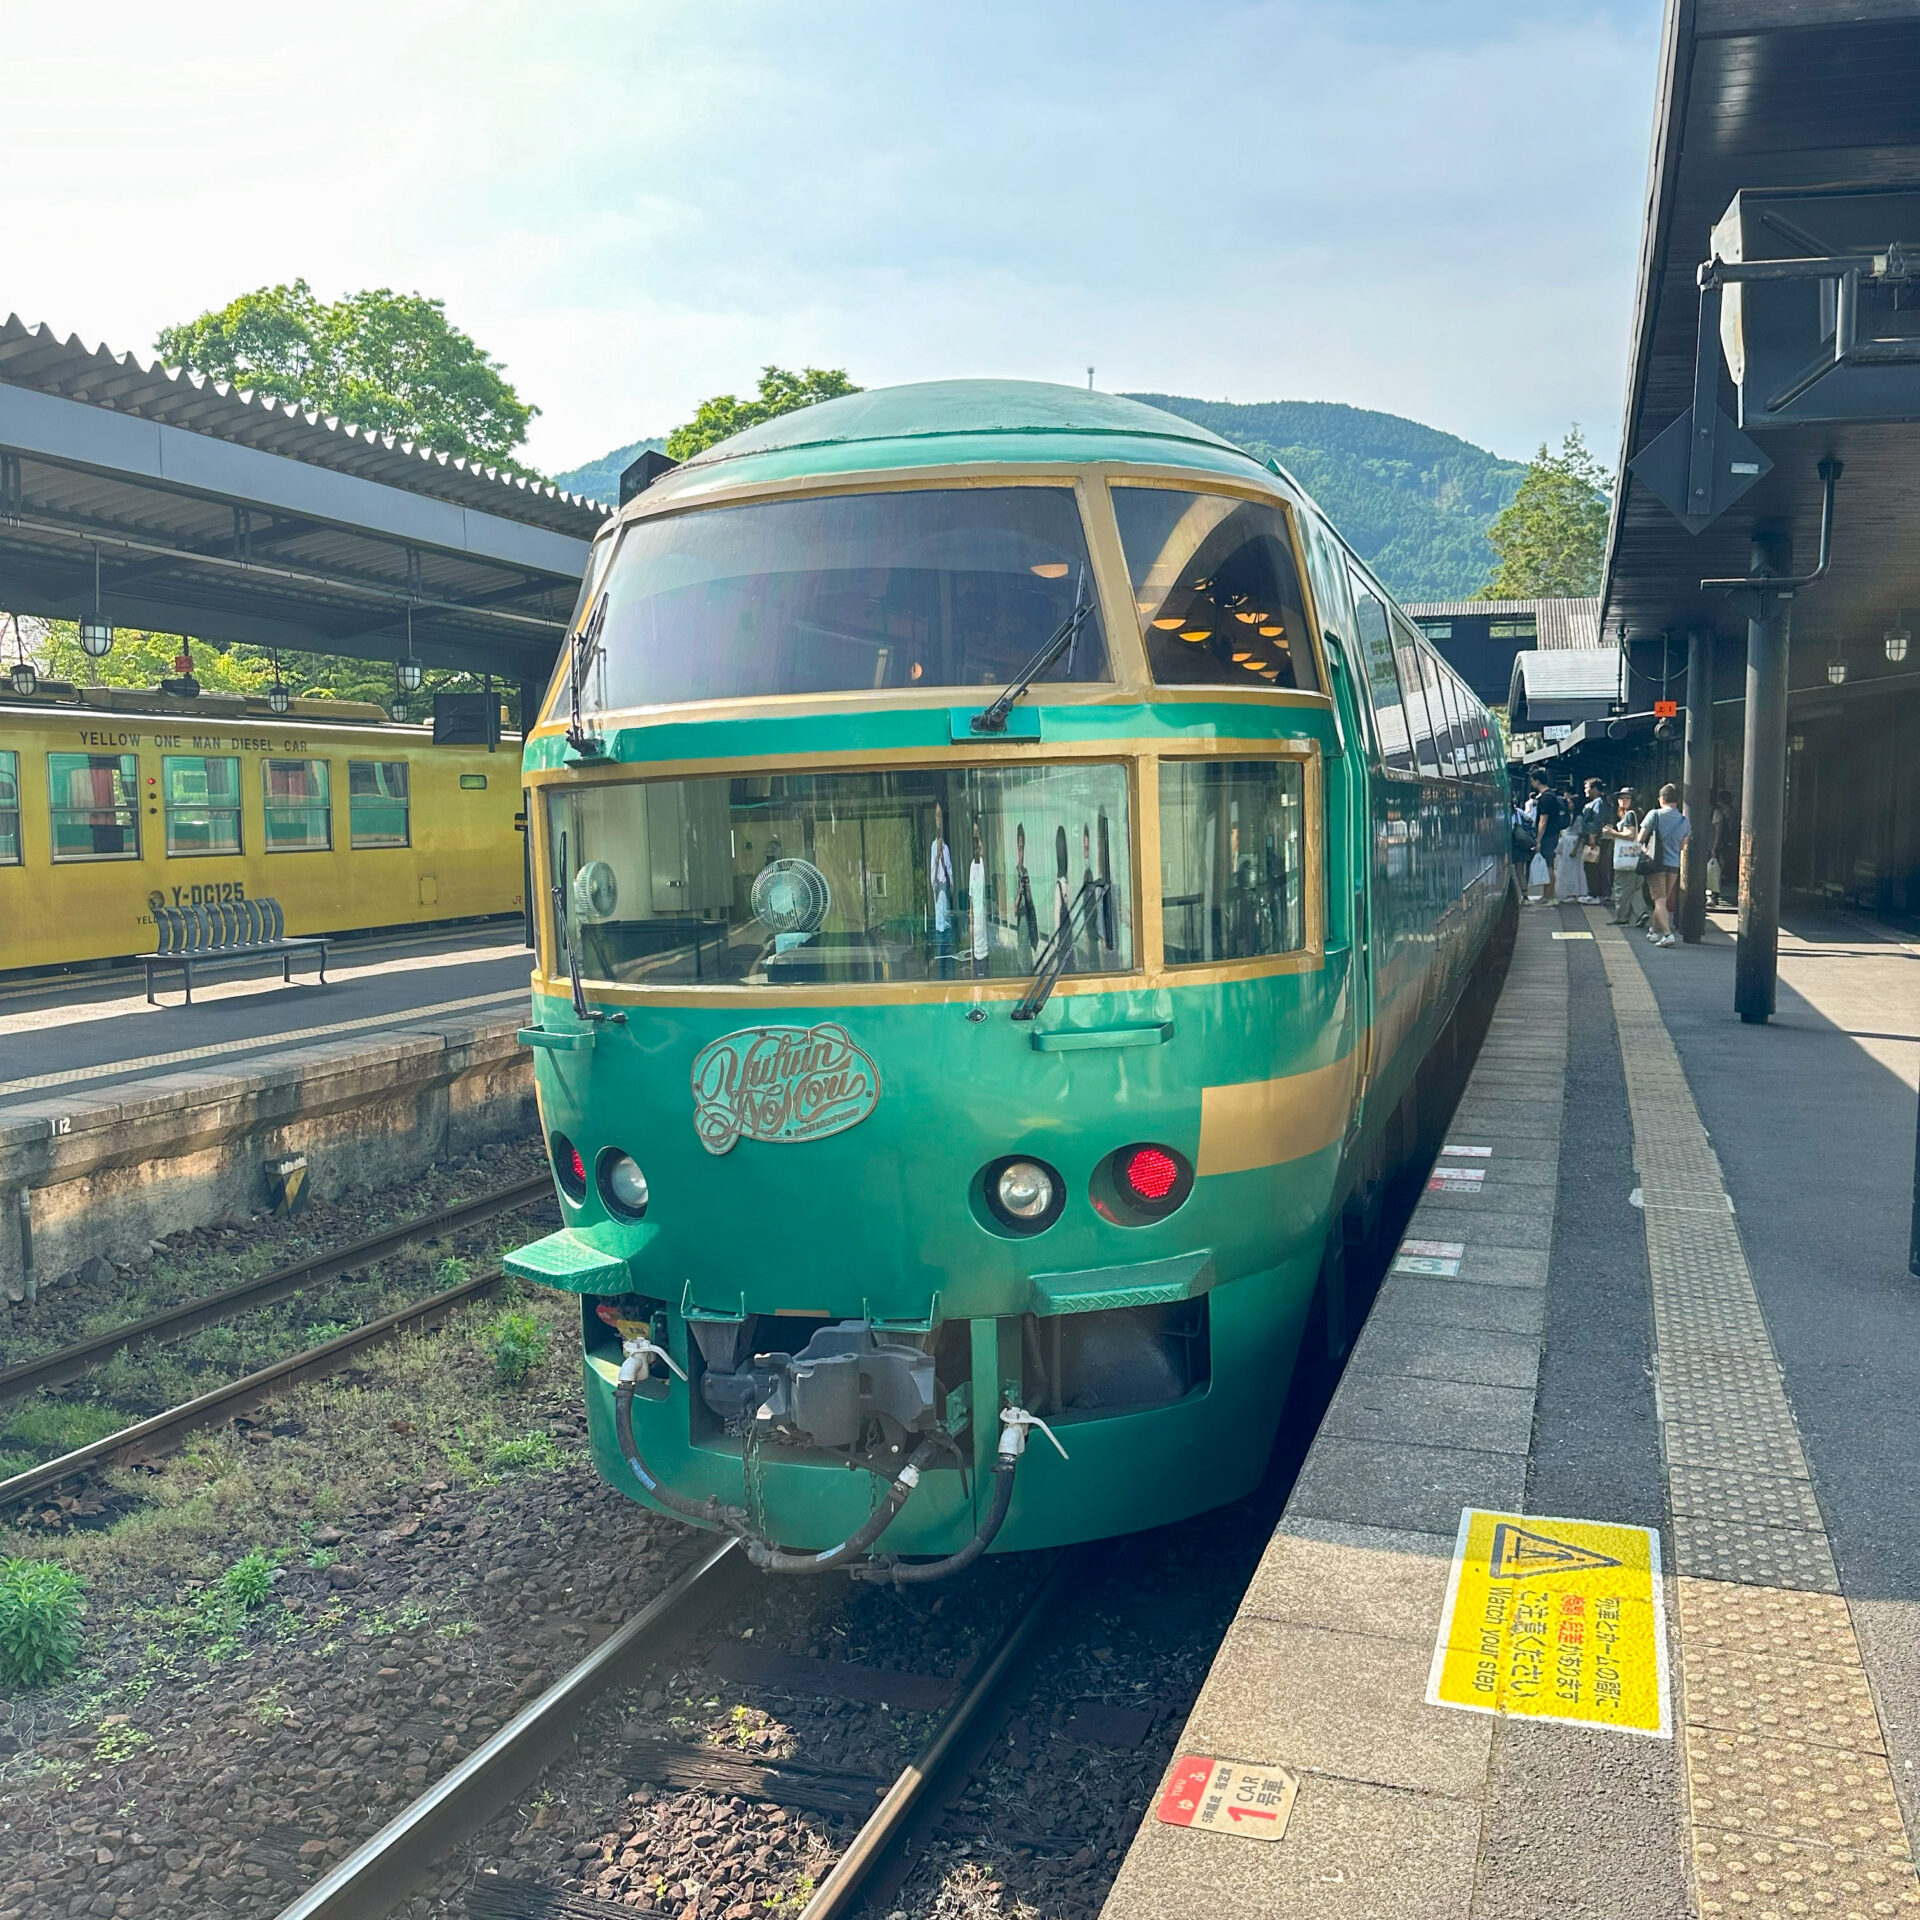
<box><xmin>506</xmin><ymin>382</ymin><xmax>1509</xmax><ymax>1578</ymax></box>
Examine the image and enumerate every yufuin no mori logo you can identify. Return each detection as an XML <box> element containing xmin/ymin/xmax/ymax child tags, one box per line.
<box><xmin>690</xmin><ymin>1023</ymin><xmax>880</xmax><ymax>1156</ymax></box>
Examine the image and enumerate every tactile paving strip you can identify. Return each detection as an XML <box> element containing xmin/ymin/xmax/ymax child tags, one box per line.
<box><xmin>1586</xmin><ymin>909</ymin><xmax>1920</xmax><ymax>1916</ymax></box>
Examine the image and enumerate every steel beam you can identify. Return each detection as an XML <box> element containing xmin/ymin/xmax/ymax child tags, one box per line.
<box><xmin>1735</xmin><ymin>536</ymin><xmax>1792</xmax><ymax>1024</ymax></box>
<box><xmin>1680</xmin><ymin>626</ymin><xmax>1715</xmax><ymax>944</ymax></box>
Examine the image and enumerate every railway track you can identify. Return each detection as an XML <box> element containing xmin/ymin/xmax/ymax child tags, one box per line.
<box><xmin>268</xmin><ymin>1542</ymin><xmax>1081</xmax><ymax>1920</ymax></box>
<box><xmin>0</xmin><ymin>1173</ymin><xmax>553</xmax><ymax>1511</ymax></box>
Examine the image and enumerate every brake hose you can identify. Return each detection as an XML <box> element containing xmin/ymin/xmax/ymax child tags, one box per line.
<box><xmin>613</xmin><ymin>1340</ymin><xmax>750</xmax><ymax>1534</ymax></box>
<box><xmin>746</xmin><ymin>1434</ymin><xmax>944</xmax><ymax>1573</ymax></box>
<box><xmin>855</xmin><ymin>1407</ymin><xmax>1068</xmax><ymax>1586</ymax></box>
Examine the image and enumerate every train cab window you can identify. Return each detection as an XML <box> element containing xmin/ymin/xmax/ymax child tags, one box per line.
<box><xmin>546</xmin><ymin>761</ymin><xmax>1134</xmax><ymax>988</ymax></box>
<box><xmin>48</xmin><ymin>752</ymin><xmax>140</xmax><ymax>862</ymax></box>
<box><xmin>263</xmin><ymin>758</ymin><xmax>332</xmax><ymax>852</ymax></box>
<box><xmin>0</xmin><ymin>751</ymin><xmax>18</xmax><ymax>864</ymax></box>
<box><xmin>1348</xmin><ymin>570</ymin><xmax>1413</xmax><ymax>772</ymax></box>
<box><xmin>161</xmin><ymin>754</ymin><xmax>242</xmax><ymax>856</ymax></box>
<box><xmin>1158</xmin><ymin>759</ymin><xmax>1306</xmax><ymax>963</ymax></box>
<box><xmin>1112</xmin><ymin>487</ymin><xmax>1319</xmax><ymax>692</ymax></box>
<box><xmin>349</xmin><ymin>761</ymin><xmax>411</xmax><ymax>848</ymax></box>
<box><xmin>1390</xmin><ymin>618</ymin><xmax>1440</xmax><ymax>776</ymax></box>
<box><xmin>573</xmin><ymin>487</ymin><xmax>1109</xmax><ymax>712</ymax></box>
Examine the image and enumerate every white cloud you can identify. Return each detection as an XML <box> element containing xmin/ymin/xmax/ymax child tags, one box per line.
<box><xmin>7</xmin><ymin>0</ymin><xmax>1661</xmax><ymax>474</ymax></box>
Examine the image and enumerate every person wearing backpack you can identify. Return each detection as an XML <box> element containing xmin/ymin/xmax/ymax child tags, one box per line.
<box><xmin>1640</xmin><ymin>783</ymin><xmax>1691</xmax><ymax>947</ymax></box>
<box><xmin>1528</xmin><ymin>774</ymin><xmax>1571</xmax><ymax>904</ymax></box>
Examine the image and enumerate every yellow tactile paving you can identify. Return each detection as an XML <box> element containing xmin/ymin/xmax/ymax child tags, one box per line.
<box><xmin>1587</xmin><ymin>907</ymin><xmax>1920</xmax><ymax>1919</ymax></box>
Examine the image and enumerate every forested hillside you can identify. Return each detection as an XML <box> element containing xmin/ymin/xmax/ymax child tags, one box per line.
<box><xmin>1126</xmin><ymin>396</ymin><xmax>1528</xmax><ymax>601</ymax></box>
<box><xmin>554</xmin><ymin>398</ymin><xmax>1527</xmax><ymax>601</ymax></box>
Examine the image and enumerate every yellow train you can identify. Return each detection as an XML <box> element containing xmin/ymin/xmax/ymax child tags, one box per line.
<box><xmin>0</xmin><ymin>683</ymin><xmax>525</xmax><ymax>975</ymax></box>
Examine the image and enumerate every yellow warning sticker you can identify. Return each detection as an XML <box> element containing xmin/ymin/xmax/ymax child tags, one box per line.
<box><xmin>1427</xmin><ymin>1508</ymin><xmax>1671</xmax><ymax>1738</ymax></box>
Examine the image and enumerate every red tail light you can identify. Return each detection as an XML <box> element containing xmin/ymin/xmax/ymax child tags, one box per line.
<box><xmin>569</xmin><ymin>1143</ymin><xmax>587</xmax><ymax>1184</ymax></box>
<box><xmin>1123</xmin><ymin>1146</ymin><xmax>1180</xmax><ymax>1203</ymax></box>
<box><xmin>551</xmin><ymin>1132</ymin><xmax>587</xmax><ymax>1201</ymax></box>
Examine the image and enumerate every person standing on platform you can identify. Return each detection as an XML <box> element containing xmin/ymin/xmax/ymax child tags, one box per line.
<box><xmin>1577</xmin><ymin>777</ymin><xmax>1612</xmax><ymax>903</ymax></box>
<box><xmin>1528</xmin><ymin>774</ymin><xmax>1570</xmax><ymax>904</ymax></box>
<box><xmin>1604</xmin><ymin>790</ymin><xmax>1646</xmax><ymax>925</ymax></box>
<box><xmin>1641</xmin><ymin>782</ymin><xmax>1690</xmax><ymax>947</ymax></box>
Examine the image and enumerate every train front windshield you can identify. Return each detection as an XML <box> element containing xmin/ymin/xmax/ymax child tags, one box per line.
<box><xmin>548</xmin><ymin>765</ymin><xmax>1133</xmax><ymax>987</ymax></box>
<box><xmin>572</xmin><ymin>487</ymin><xmax>1111</xmax><ymax>710</ymax></box>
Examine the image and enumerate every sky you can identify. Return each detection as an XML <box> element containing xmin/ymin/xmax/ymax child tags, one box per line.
<box><xmin>11</xmin><ymin>0</ymin><xmax>1664</xmax><ymax>478</ymax></box>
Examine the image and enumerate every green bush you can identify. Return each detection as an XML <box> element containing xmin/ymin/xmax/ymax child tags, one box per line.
<box><xmin>219</xmin><ymin>1550</ymin><xmax>277</xmax><ymax>1611</ymax></box>
<box><xmin>483</xmin><ymin>1308</ymin><xmax>550</xmax><ymax>1390</ymax></box>
<box><xmin>0</xmin><ymin>1558</ymin><xmax>85</xmax><ymax>1688</ymax></box>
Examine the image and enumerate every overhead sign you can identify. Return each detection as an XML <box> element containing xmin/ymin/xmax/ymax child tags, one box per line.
<box><xmin>1155</xmin><ymin>1755</ymin><xmax>1298</xmax><ymax>1840</ymax></box>
<box><xmin>1654</xmin><ymin>700</ymin><xmax>1679</xmax><ymax>718</ymax></box>
<box><xmin>1428</xmin><ymin>1509</ymin><xmax>1671</xmax><ymax>1737</ymax></box>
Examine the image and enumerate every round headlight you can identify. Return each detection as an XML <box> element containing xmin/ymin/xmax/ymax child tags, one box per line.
<box><xmin>601</xmin><ymin>1151</ymin><xmax>649</xmax><ymax>1219</ymax></box>
<box><xmin>996</xmin><ymin>1160</ymin><xmax>1055</xmax><ymax>1220</ymax></box>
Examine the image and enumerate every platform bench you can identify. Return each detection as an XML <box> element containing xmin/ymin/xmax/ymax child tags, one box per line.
<box><xmin>144</xmin><ymin>898</ymin><xmax>330</xmax><ymax>1006</ymax></box>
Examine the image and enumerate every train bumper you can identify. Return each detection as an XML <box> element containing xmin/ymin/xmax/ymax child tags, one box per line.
<box><xmin>568</xmin><ymin>1255</ymin><xmax>1316</xmax><ymax>1557</ymax></box>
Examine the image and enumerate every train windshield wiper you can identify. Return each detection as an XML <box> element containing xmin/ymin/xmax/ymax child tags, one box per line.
<box><xmin>970</xmin><ymin>570</ymin><xmax>1094</xmax><ymax>735</ymax></box>
<box><xmin>1012</xmin><ymin>876</ymin><xmax>1110</xmax><ymax>1022</ymax></box>
<box><xmin>566</xmin><ymin>595</ymin><xmax>608</xmax><ymax>758</ymax></box>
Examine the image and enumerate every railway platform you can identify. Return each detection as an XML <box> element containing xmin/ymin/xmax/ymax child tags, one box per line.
<box><xmin>1103</xmin><ymin>903</ymin><xmax>1920</xmax><ymax>1919</ymax></box>
<box><xmin>0</xmin><ymin>926</ymin><xmax>537</xmax><ymax>1301</ymax></box>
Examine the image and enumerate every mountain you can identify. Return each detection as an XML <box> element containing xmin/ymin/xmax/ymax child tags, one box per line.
<box><xmin>553</xmin><ymin>437</ymin><xmax>666</xmax><ymax>506</ymax></box>
<box><xmin>555</xmin><ymin>399</ymin><xmax>1527</xmax><ymax>601</ymax></box>
<box><xmin>1125</xmin><ymin>396</ymin><xmax>1528</xmax><ymax>602</ymax></box>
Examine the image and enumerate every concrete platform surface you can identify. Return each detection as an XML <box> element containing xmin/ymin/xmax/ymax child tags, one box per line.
<box><xmin>1101</xmin><ymin>904</ymin><xmax>1920</xmax><ymax>1920</ymax></box>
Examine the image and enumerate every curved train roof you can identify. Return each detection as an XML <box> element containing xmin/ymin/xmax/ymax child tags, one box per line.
<box><xmin>638</xmin><ymin>379</ymin><xmax>1275</xmax><ymax>511</ymax></box>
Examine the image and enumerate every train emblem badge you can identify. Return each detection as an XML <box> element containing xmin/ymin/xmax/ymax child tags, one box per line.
<box><xmin>690</xmin><ymin>1023</ymin><xmax>881</xmax><ymax>1156</ymax></box>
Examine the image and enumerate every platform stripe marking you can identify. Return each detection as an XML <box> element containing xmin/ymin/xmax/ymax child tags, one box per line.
<box><xmin>1587</xmin><ymin>905</ymin><xmax>1920</xmax><ymax>1916</ymax></box>
<box><xmin>0</xmin><ymin>990</ymin><xmax>525</xmax><ymax>1100</ymax></box>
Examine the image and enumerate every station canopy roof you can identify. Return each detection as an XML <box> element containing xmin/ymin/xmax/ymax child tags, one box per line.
<box><xmin>1508</xmin><ymin>647</ymin><xmax>1626</xmax><ymax>727</ymax></box>
<box><xmin>1603</xmin><ymin>1</ymin><xmax>1920</xmax><ymax>657</ymax></box>
<box><xmin>0</xmin><ymin>315</ymin><xmax>608</xmax><ymax>686</ymax></box>
<box><xmin>1402</xmin><ymin>598</ymin><xmax>1602</xmax><ymax>650</ymax></box>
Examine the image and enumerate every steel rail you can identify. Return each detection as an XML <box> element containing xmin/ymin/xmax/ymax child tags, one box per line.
<box><xmin>0</xmin><ymin>1175</ymin><xmax>553</xmax><ymax>1405</ymax></box>
<box><xmin>273</xmin><ymin>1540</ymin><xmax>752</xmax><ymax>1920</ymax></box>
<box><xmin>0</xmin><ymin>1266</ymin><xmax>513</xmax><ymax>1510</ymax></box>
<box><xmin>798</xmin><ymin>1547</ymin><xmax>1082</xmax><ymax>1920</ymax></box>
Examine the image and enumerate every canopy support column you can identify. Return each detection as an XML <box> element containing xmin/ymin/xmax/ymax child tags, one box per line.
<box><xmin>1680</xmin><ymin>627</ymin><xmax>1714</xmax><ymax>944</ymax></box>
<box><xmin>1735</xmin><ymin>536</ymin><xmax>1791</xmax><ymax>1024</ymax></box>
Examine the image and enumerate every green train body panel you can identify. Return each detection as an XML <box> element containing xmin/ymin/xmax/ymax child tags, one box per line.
<box><xmin>507</xmin><ymin>380</ymin><xmax>1510</xmax><ymax>1559</ymax></box>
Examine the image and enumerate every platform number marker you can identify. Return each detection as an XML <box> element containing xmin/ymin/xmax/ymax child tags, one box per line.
<box><xmin>1429</xmin><ymin>1508</ymin><xmax>1671</xmax><ymax>1738</ymax></box>
<box><xmin>1155</xmin><ymin>1755</ymin><xmax>1298</xmax><ymax>1841</ymax></box>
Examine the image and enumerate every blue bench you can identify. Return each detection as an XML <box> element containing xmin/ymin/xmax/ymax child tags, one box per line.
<box><xmin>145</xmin><ymin>898</ymin><xmax>330</xmax><ymax>1006</ymax></box>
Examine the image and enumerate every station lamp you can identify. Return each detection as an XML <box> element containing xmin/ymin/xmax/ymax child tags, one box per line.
<box><xmin>7</xmin><ymin>616</ymin><xmax>35</xmax><ymax>698</ymax></box>
<box><xmin>1886</xmin><ymin>616</ymin><xmax>1911</xmax><ymax>664</ymax></box>
<box><xmin>266</xmin><ymin>646</ymin><xmax>291</xmax><ymax>714</ymax></box>
<box><xmin>1827</xmin><ymin>644</ymin><xmax>1848</xmax><ymax>686</ymax></box>
<box><xmin>397</xmin><ymin>601</ymin><xmax>424</xmax><ymax>693</ymax></box>
<box><xmin>79</xmin><ymin>543</ymin><xmax>113</xmax><ymax>658</ymax></box>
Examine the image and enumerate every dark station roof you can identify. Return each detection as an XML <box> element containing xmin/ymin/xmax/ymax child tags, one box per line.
<box><xmin>0</xmin><ymin>316</ymin><xmax>607</xmax><ymax>686</ymax></box>
<box><xmin>1603</xmin><ymin>1</ymin><xmax>1920</xmax><ymax>658</ymax></box>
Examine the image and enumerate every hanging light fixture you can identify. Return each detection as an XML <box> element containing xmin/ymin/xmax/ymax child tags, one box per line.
<box><xmin>7</xmin><ymin>615</ymin><xmax>35</xmax><ymax>698</ymax></box>
<box><xmin>266</xmin><ymin>646</ymin><xmax>291</xmax><ymax>714</ymax></box>
<box><xmin>1827</xmin><ymin>642</ymin><xmax>1848</xmax><ymax>686</ymax></box>
<box><xmin>78</xmin><ymin>543</ymin><xmax>113</xmax><ymax>659</ymax></box>
<box><xmin>1886</xmin><ymin>614</ymin><xmax>1911</xmax><ymax>664</ymax></box>
<box><xmin>397</xmin><ymin>602</ymin><xmax>423</xmax><ymax>693</ymax></box>
<box><xmin>390</xmin><ymin>698</ymin><xmax>409</xmax><ymax>723</ymax></box>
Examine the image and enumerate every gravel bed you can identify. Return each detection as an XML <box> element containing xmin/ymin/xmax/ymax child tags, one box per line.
<box><xmin>0</xmin><ymin>1133</ymin><xmax>549</xmax><ymax>1372</ymax></box>
<box><xmin>0</xmin><ymin>1284</ymin><xmax>701</xmax><ymax>1920</ymax></box>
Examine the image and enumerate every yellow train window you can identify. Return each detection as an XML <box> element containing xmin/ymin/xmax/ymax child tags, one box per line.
<box><xmin>459</xmin><ymin>774</ymin><xmax>488</xmax><ymax>790</ymax></box>
<box><xmin>0</xmin><ymin>750</ymin><xmax>19</xmax><ymax>865</ymax></box>
<box><xmin>49</xmin><ymin>752</ymin><xmax>140</xmax><ymax>862</ymax></box>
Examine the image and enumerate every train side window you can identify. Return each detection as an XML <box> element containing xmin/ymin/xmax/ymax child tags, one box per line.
<box><xmin>1113</xmin><ymin>487</ymin><xmax>1319</xmax><ymax>692</ymax></box>
<box><xmin>264</xmin><ymin>758</ymin><xmax>332</xmax><ymax>852</ymax></box>
<box><xmin>349</xmin><ymin>760</ymin><xmax>411</xmax><ymax>848</ymax></box>
<box><xmin>0</xmin><ymin>751</ymin><xmax>19</xmax><ymax>864</ymax></box>
<box><xmin>1390</xmin><ymin>618</ymin><xmax>1439</xmax><ymax>776</ymax></box>
<box><xmin>162</xmin><ymin>754</ymin><xmax>243</xmax><ymax>856</ymax></box>
<box><xmin>1159</xmin><ymin>758</ymin><xmax>1306</xmax><ymax>963</ymax></box>
<box><xmin>48</xmin><ymin>752</ymin><xmax>140</xmax><ymax>862</ymax></box>
<box><xmin>459</xmin><ymin>774</ymin><xmax>488</xmax><ymax>790</ymax></box>
<box><xmin>1430</xmin><ymin>662</ymin><xmax>1465</xmax><ymax>776</ymax></box>
<box><xmin>1347</xmin><ymin>571</ymin><xmax>1413</xmax><ymax>771</ymax></box>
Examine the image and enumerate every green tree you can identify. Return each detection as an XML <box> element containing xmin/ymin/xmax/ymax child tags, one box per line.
<box><xmin>155</xmin><ymin>280</ymin><xmax>541</xmax><ymax>476</ymax></box>
<box><xmin>1479</xmin><ymin>428</ymin><xmax>1611</xmax><ymax>599</ymax></box>
<box><xmin>665</xmin><ymin>366</ymin><xmax>860</xmax><ymax>461</ymax></box>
